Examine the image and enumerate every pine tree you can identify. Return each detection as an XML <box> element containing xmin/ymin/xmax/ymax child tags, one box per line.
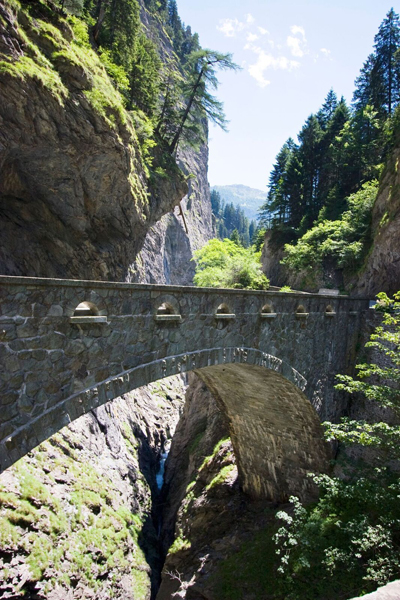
<box><xmin>210</xmin><ymin>189</ymin><xmax>221</xmax><ymax>216</ymax></box>
<box><xmin>353</xmin><ymin>9</ymin><xmax>400</xmax><ymax>116</ymax></box>
<box><xmin>259</xmin><ymin>138</ymin><xmax>295</xmax><ymax>227</ymax></box>
<box><xmin>128</xmin><ymin>35</ymin><xmax>161</xmax><ymax>114</ymax></box>
<box><xmin>318</xmin><ymin>98</ymin><xmax>351</xmax><ymax>219</ymax></box>
<box><xmin>230</xmin><ymin>229</ymin><xmax>241</xmax><ymax>245</ymax></box>
<box><xmin>374</xmin><ymin>8</ymin><xmax>400</xmax><ymax>115</ymax></box>
<box><xmin>167</xmin><ymin>50</ymin><xmax>239</xmax><ymax>154</ymax></box>
<box><xmin>297</xmin><ymin>114</ymin><xmax>324</xmax><ymax>228</ymax></box>
<box><xmin>317</xmin><ymin>89</ymin><xmax>338</xmax><ymax>130</ymax></box>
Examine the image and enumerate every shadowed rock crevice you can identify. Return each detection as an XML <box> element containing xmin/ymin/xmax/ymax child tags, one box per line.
<box><xmin>156</xmin><ymin>366</ymin><xmax>330</xmax><ymax>600</ymax></box>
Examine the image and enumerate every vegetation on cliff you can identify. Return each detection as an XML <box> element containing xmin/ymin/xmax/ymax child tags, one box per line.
<box><xmin>273</xmin><ymin>293</ymin><xmax>400</xmax><ymax>599</ymax></box>
<box><xmin>259</xmin><ymin>9</ymin><xmax>400</xmax><ymax>286</ymax></box>
<box><xmin>282</xmin><ymin>180</ymin><xmax>378</xmax><ymax>274</ymax></box>
<box><xmin>1</xmin><ymin>0</ymin><xmax>236</xmax><ymax>176</ymax></box>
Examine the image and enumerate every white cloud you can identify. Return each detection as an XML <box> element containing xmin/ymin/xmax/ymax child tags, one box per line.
<box><xmin>247</xmin><ymin>32</ymin><xmax>259</xmax><ymax>42</ymax></box>
<box><xmin>217</xmin><ymin>18</ymin><xmax>246</xmax><ymax>37</ymax></box>
<box><xmin>246</xmin><ymin>45</ymin><xmax>300</xmax><ymax>87</ymax></box>
<box><xmin>287</xmin><ymin>25</ymin><xmax>307</xmax><ymax>57</ymax></box>
<box><xmin>287</xmin><ymin>36</ymin><xmax>304</xmax><ymax>57</ymax></box>
<box><xmin>320</xmin><ymin>48</ymin><xmax>331</xmax><ymax>57</ymax></box>
<box><xmin>258</xmin><ymin>26</ymin><xmax>269</xmax><ymax>35</ymax></box>
<box><xmin>290</xmin><ymin>25</ymin><xmax>306</xmax><ymax>37</ymax></box>
<box><xmin>217</xmin><ymin>14</ymin><xmax>255</xmax><ymax>37</ymax></box>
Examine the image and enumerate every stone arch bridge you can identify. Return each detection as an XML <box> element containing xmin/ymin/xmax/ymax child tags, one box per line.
<box><xmin>0</xmin><ymin>276</ymin><xmax>369</xmax><ymax>500</ymax></box>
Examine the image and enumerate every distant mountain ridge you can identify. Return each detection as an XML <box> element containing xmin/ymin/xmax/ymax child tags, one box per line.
<box><xmin>211</xmin><ymin>184</ymin><xmax>266</xmax><ymax>221</ymax></box>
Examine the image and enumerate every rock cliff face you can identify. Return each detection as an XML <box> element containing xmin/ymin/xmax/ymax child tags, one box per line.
<box><xmin>346</xmin><ymin>149</ymin><xmax>400</xmax><ymax>297</ymax></box>
<box><xmin>0</xmin><ymin>377</ymin><xmax>185</xmax><ymax>600</ymax></box>
<box><xmin>157</xmin><ymin>373</ymin><xmax>283</xmax><ymax>600</ymax></box>
<box><xmin>131</xmin><ymin>141</ymin><xmax>214</xmax><ymax>285</ymax></box>
<box><xmin>0</xmin><ymin>0</ymin><xmax>187</xmax><ymax>281</ymax></box>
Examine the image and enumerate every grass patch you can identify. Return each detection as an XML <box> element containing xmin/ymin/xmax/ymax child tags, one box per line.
<box><xmin>199</xmin><ymin>437</ymin><xmax>230</xmax><ymax>472</ymax></box>
<box><xmin>205</xmin><ymin>464</ymin><xmax>235</xmax><ymax>491</ymax></box>
<box><xmin>0</xmin><ymin>426</ymin><xmax>150</xmax><ymax>596</ymax></box>
<box><xmin>169</xmin><ymin>534</ymin><xmax>191</xmax><ymax>555</ymax></box>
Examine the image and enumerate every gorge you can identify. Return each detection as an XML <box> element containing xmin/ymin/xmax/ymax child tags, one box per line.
<box><xmin>1</xmin><ymin>0</ymin><xmax>400</xmax><ymax>598</ymax></box>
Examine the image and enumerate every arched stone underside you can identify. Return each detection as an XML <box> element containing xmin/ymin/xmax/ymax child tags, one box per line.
<box><xmin>0</xmin><ymin>275</ymin><xmax>369</xmax><ymax>473</ymax></box>
<box><xmin>195</xmin><ymin>364</ymin><xmax>330</xmax><ymax>502</ymax></box>
<box><xmin>0</xmin><ymin>347</ymin><xmax>307</xmax><ymax>473</ymax></box>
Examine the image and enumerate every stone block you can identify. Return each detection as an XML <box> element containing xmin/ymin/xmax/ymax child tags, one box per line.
<box><xmin>0</xmin><ymin>403</ymin><xmax>19</xmax><ymax>423</ymax></box>
<box><xmin>8</xmin><ymin>339</ymin><xmax>26</xmax><ymax>352</ymax></box>
<box><xmin>48</xmin><ymin>304</ymin><xmax>64</xmax><ymax>317</ymax></box>
<box><xmin>18</xmin><ymin>394</ymin><xmax>34</xmax><ymax>414</ymax></box>
<box><xmin>17</xmin><ymin>321</ymin><xmax>38</xmax><ymax>338</ymax></box>
<box><xmin>65</xmin><ymin>340</ymin><xmax>86</xmax><ymax>357</ymax></box>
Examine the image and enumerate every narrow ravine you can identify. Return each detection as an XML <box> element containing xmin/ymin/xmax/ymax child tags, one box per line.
<box><xmin>0</xmin><ymin>377</ymin><xmax>187</xmax><ymax>600</ymax></box>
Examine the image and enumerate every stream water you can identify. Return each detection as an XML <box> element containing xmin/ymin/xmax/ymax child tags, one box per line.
<box><xmin>156</xmin><ymin>450</ymin><xmax>169</xmax><ymax>490</ymax></box>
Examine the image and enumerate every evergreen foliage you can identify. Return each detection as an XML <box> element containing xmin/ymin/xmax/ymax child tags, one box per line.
<box><xmin>167</xmin><ymin>49</ymin><xmax>239</xmax><ymax>154</ymax></box>
<box><xmin>354</xmin><ymin>9</ymin><xmax>400</xmax><ymax>117</ymax></box>
<box><xmin>259</xmin><ymin>9</ymin><xmax>400</xmax><ymax>279</ymax></box>
<box><xmin>43</xmin><ymin>0</ymin><xmax>235</xmax><ymax>162</ymax></box>
<box><xmin>282</xmin><ymin>181</ymin><xmax>378</xmax><ymax>273</ymax></box>
<box><xmin>211</xmin><ymin>189</ymin><xmax>258</xmax><ymax>247</ymax></box>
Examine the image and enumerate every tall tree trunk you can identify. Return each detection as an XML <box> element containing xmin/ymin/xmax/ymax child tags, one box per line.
<box><xmin>93</xmin><ymin>0</ymin><xmax>106</xmax><ymax>43</ymax></box>
<box><xmin>169</xmin><ymin>66</ymin><xmax>205</xmax><ymax>154</ymax></box>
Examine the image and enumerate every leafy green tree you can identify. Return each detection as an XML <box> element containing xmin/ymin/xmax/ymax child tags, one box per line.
<box><xmin>193</xmin><ymin>239</ymin><xmax>269</xmax><ymax>289</ymax></box>
<box><xmin>274</xmin><ymin>292</ymin><xmax>400</xmax><ymax>599</ymax></box>
<box><xmin>328</xmin><ymin>291</ymin><xmax>400</xmax><ymax>455</ymax></box>
<box><xmin>282</xmin><ymin>180</ymin><xmax>378</xmax><ymax>274</ymax></box>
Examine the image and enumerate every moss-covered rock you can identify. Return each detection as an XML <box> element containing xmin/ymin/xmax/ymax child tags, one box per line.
<box><xmin>0</xmin><ymin>0</ymin><xmax>187</xmax><ymax>280</ymax></box>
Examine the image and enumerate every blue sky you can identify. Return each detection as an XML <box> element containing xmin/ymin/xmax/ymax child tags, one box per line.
<box><xmin>176</xmin><ymin>0</ymin><xmax>394</xmax><ymax>191</ymax></box>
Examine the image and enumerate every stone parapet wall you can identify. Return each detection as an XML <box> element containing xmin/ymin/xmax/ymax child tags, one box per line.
<box><xmin>0</xmin><ymin>275</ymin><xmax>369</xmax><ymax>483</ymax></box>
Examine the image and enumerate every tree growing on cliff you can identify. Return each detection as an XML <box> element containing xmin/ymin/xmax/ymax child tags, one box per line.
<box><xmin>167</xmin><ymin>49</ymin><xmax>239</xmax><ymax>154</ymax></box>
<box><xmin>274</xmin><ymin>292</ymin><xmax>400</xmax><ymax>599</ymax></box>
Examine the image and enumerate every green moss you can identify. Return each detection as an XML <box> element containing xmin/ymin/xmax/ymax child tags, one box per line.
<box><xmin>205</xmin><ymin>464</ymin><xmax>235</xmax><ymax>491</ymax></box>
<box><xmin>199</xmin><ymin>437</ymin><xmax>230</xmax><ymax>472</ymax></box>
<box><xmin>188</xmin><ymin>430</ymin><xmax>205</xmax><ymax>454</ymax></box>
<box><xmin>0</xmin><ymin>55</ymin><xmax>67</xmax><ymax>102</ymax></box>
<box><xmin>169</xmin><ymin>534</ymin><xmax>191</xmax><ymax>555</ymax></box>
<box><xmin>131</xmin><ymin>568</ymin><xmax>150</xmax><ymax>600</ymax></box>
<box><xmin>0</xmin><ymin>422</ymin><xmax>150</xmax><ymax>596</ymax></box>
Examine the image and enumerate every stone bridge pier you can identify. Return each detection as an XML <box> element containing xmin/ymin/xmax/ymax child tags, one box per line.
<box><xmin>0</xmin><ymin>276</ymin><xmax>369</xmax><ymax>500</ymax></box>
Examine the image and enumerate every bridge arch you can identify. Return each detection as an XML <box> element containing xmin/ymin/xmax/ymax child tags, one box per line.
<box><xmin>1</xmin><ymin>346</ymin><xmax>329</xmax><ymax>500</ymax></box>
<box><xmin>0</xmin><ymin>275</ymin><xmax>369</xmax><ymax>498</ymax></box>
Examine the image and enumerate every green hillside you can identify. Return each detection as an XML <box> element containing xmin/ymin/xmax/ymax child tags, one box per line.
<box><xmin>211</xmin><ymin>184</ymin><xmax>266</xmax><ymax>220</ymax></box>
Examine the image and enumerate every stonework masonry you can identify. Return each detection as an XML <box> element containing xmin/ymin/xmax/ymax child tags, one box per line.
<box><xmin>0</xmin><ymin>275</ymin><xmax>369</xmax><ymax>498</ymax></box>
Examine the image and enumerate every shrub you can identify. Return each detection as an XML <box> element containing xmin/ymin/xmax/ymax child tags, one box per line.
<box><xmin>193</xmin><ymin>238</ymin><xmax>269</xmax><ymax>290</ymax></box>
